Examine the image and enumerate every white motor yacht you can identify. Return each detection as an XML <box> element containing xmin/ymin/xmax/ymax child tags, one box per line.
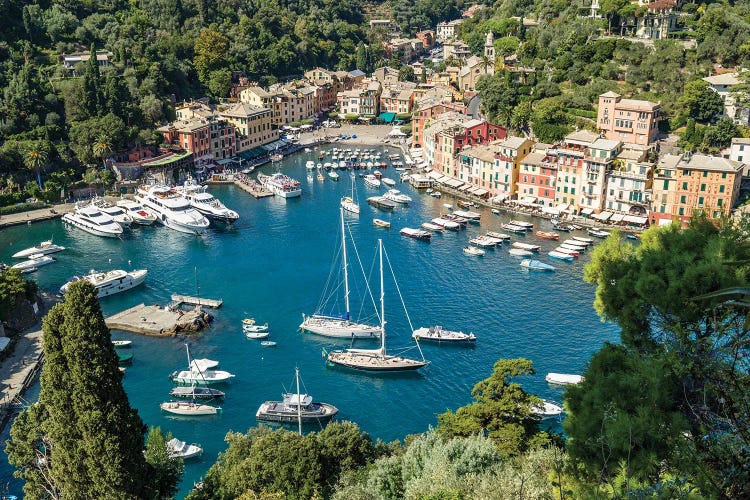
<box><xmin>135</xmin><ymin>184</ymin><xmax>210</xmax><ymax>234</ymax></box>
<box><xmin>257</xmin><ymin>173</ymin><xmax>302</xmax><ymax>198</ymax></box>
<box><xmin>383</xmin><ymin>189</ymin><xmax>411</xmax><ymax>204</ymax></box>
<box><xmin>116</xmin><ymin>200</ymin><xmax>157</xmax><ymax>225</ymax></box>
<box><xmin>59</xmin><ymin>269</ymin><xmax>147</xmax><ymax>297</ymax></box>
<box><xmin>176</xmin><ymin>179</ymin><xmax>239</xmax><ymax>225</ymax></box>
<box><xmin>11</xmin><ymin>254</ymin><xmax>56</xmax><ymax>273</ymax></box>
<box><xmin>92</xmin><ymin>197</ymin><xmax>133</xmax><ymax>227</ymax></box>
<box><xmin>62</xmin><ymin>203</ymin><xmax>124</xmax><ymax>238</ymax></box>
<box><xmin>12</xmin><ymin>240</ymin><xmax>65</xmax><ymax>258</ymax></box>
<box><xmin>166</xmin><ymin>438</ymin><xmax>203</xmax><ymax>459</ymax></box>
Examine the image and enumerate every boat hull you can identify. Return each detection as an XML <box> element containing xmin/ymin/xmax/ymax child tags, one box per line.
<box><xmin>300</xmin><ymin>315</ymin><xmax>381</xmax><ymax>339</ymax></box>
<box><xmin>62</xmin><ymin>214</ymin><xmax>122</xmax><ymax>238</ymax></box>
<box><xmin>256</xmin><ymin>402</ymin><xmax>338</xmax><ymax>424</ymax></box>
<box><xmin>326</xmin><ymin>351</ymin><xmax>427</xmax><ymax>372</ymax></box>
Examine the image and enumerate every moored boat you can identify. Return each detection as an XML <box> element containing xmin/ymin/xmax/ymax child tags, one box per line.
<box><xmin>242</xmin><ymin>318</ymin><xmax>269</xmax><ymax>333</ymax></box>
<box><xmin>258</xmin><ymin>172</ymin><xmax>302</xmax><ymax>198</ymax></box>
<box><xmin>509</xmin><ymin>248</ymin><xmax>533</xmax><ymax>257</ymax></box>
<box><xmin>530</xmin><ymin>400</ymin><xmax>564</xmax><ymax>418</ymax></box>
<box><xmin>548</xmin><ymin>250</ymin><xmax>574</xmax><ymax>261</ymax></box>
<box><xmin>112</xmin><ymin>340</ymin><xmax>132</xmax><ymax>347</ymax></box>
<box><xmin>160</xmin><ymin>401</ymin><xmax>220</xmax><ymax>416</ymax></box>
<box><xmin>373</xmin><ymin>218</ymin><xmax>391</xmax><ymax>229</ymax></box>
<box><xmin>367</xmin><ymin>196</ymin><xmax>396</xmax><ymax>210</ymax></box>
<box><xmin>511</xmin><ymin>242</ymin><xmax>541</xmax><ymax>252</ymax></box>
<box><xmin>545</xmin><ymin>372</ymin><xmax>584</xmax><ymax>385</ymax></box>
<box><xmin>421</xmin><ymin>222</ymin><xmax>443</xmax><ymax>232</ymax></box>
<box><xmin>520</xmin><ymin>259</ymin><xmax>556</xmax><ymax>271</ymax></box>
<box><xmin>166</xmin><ymin>438</ymin><xmax>203</xmax><ymax>460</ymax></box>
<box><xmin>509</xmin><ymin>220</ymin><xmax>534</xmax><ymax>230</ymax></box>
<box><xmin>169</xmin><ymin>386</ymin><xmax>225</xmax><ymax>399</ymax></box>
<box><xmin>553</xmin><ymin>246</ymin><xmax>579</xmax><ymax>257</ymax></box>
<box><xmin>170</xmin><ymin>345</ymin><xmax>234</xmax><ymax>385</ymax></box>
<box><xmin>256</xmin><ymin>368</ymin><xmax>338</xmax><ymax>426</ymax></box>
<box><xmin>587</xmin><ymin>229</ymin><xmax>611</xmax><ymax>238</ymax></box>
<box><xmin>364</xmin><ymin>174</ymin><xmax>381</xmax><ymax>188</ymax></box>
<box><xmin>536</xmin><ymin>231</ymin><xmax>560</xmax><ymax>240</ymax></box>
<box><xmin>452</xmin><ymin>210</ymin><xmax>480</xmax><ymax>221</ymax></box>
<box><xmin>463</xmin><ymin>246</ymin><xmax>485</xmax><ymax>256</ymax></box>
<box><xmin>116</xmin><ymin>200</ymin><xmax>157</xmax><ymax>225</ymax></box>
<box><xmin>135</xmin><ymin>184</ymin><xmax>209</xmax><ymax>234</ymax></box>
<box><xmin>486</xmin><ymin>231</ymin><xmax>511</xmax><ymax>241</ymax></box>
<box><xmin>59</xmin><ymin>269</ymin><xmax>147</xmax><ymax>297</ymax></box>
<box><xmin>328</xmin><ymin>171</ymin><xmax>340</xmax><ymax>181</ymax></box>
<box><xmin>62</xmin><ymin>203</ymin><xmax>124</xmax><ymax>238</ymax></box>
<box><xmin>383</xmin><ymin>189</ymin><xmax>411</xmax><ymax>204</ymax></box>
<box><xmin>400</xmin><ymin>227</ymin><xmax>431</xmax><ymax>241</ymax></box>
<box><xmin>571</xmin><ymin>236</ymin><xmax>594</xmax><ymax>244</ymax></box>
<box><xmin>431</xmin><ymin>218</ymin><xmax>459</xmax><ymax>231</ymax></box>
<box><xmin>412</xmin><ymin>326</ymin><xmax>476</xmax><ymax>343</ymax></box>
<box><xmin>177</xmin><ymin>179</ymin><xmax>240</xmax><ymax>224</ymax></box>
<box><xmin>469</xmin><ymin>236</ymin><xmax>496</xmax><ymax>248</ymax></box>
<box><xmin>501</xmin><ymin>223</ymin><xmax>527</xmax><ymax>234</ymax></box>
<box><xmin>11</xmin><ymin>254</ymin><xmax>55</xmax><ymax>273</ymax></box>
<box><xmin>12</xmin><ymin>240</ymin><xmax>65</xmax><ymax>259</ymax></box>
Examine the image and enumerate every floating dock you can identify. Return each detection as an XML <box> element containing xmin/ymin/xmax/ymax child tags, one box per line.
<box><xmin>105</xmin><ymin>303</ymin><xmax>212</xmax><ymax>336</ymax></box>
<box><xmin>234</xmin><ymin>180</ymin><xmax>273</xmax><ymax>198</ymax></box>
<box><xmin>170</xmin><ymin>294</ymin><xmax>222</xmax><ymax>308</ymax></box>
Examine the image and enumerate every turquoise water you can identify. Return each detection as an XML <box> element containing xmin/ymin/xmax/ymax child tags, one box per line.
<box><xmin>0</xmin><ymin>148</ymin><xmax>620</xmax><ymax>497</ymax></box>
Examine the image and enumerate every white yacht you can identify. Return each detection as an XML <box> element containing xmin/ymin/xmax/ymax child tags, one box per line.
<box><xmin>135</xmin><ymin>184</ymin><xmax>210</xmax><ymax>234</ymax></box>
<box><xmin>62</xmin><ymin>203</ymin><xmax>124</xmax><ymax>238</ymax></box>
<box><xmin>160</xmin><ymin>401</ymin><xmax>220</xmax><ymax>416</ymax></box>
<box><xmin>176</xmin><ymin>179</ymin><xmax>239</xmax><ymax>225</ymax></box>
<box><xmin>92</xmin><ymin>197</ymin><xmax>133</xmax><ymax>227</ymax></box>
<box><xmin>59</xmin><ymin>269</ymin><xmax>147</xmax><ymax>297</ymax></box>
<box><xmin>257</xmin><ymin>172</ymin><xmax>302</xmax><ymax>198</ymax></box>
<box><xmin>116</xmin><ymin>200</ymin><xmax>157</xmax><ymax>225</ymax></box>
<box><xmin>364</xmin><ymin>174</ymin><xmax>381</xmax><ymax>188</ymax></box>
<box><xmin>12</xmin><ymin>240</ymin><xmax>65</xmax><ymax>258</ymax></box>
<box><xmin>12</xmin><ymin>254</ymin><xmax>56</xmax><ymax>273</ymax></box>
<box><xmin>166</xmin><ymin>438</ymin><xmax>203</xmax><ymax>460</ymax></box>
<box><xmin>383</xmin><ymin>189</ymin><xmax>411</xmax><ymax>204</ymax></box>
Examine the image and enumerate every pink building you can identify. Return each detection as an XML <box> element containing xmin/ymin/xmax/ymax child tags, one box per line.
<box><xmin>597</xmin><ymin>91</ymin><xmax>661</xmax><ymax>146</ymax></box>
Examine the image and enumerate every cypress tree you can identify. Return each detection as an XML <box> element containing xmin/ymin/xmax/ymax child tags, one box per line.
<box><xmin>82</xmin><ymin>45</ymin><xmax>103</xmax><ymax>118</ymax></box>
<box><xmin>7</xmin><ymin>281</ymin><xmax>159</xmax><ymax>498</ymax></box>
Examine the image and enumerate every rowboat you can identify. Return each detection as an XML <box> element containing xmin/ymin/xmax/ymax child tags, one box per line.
<box><xmin>553</xmin><ymin>246</ymin><xmax>579</xmax><ymax>257</ymax></box>
<box><xmin>536</xmin><ymin>231</ymin><xmax>559</xmax><ymax>240</ymax></box>
<box><xmin>509</xmin><ymin>248</ymin><xmax>533</xmax><ymax>257</ymax></box>
<box><xmin>511</xmin><ymin>242</ymin><xmax>540</xmax><ymax>252</ymax></box>
<box><xmin>548</xmin><ymin>250</ymin><xmax>574</xmax><ymax>261</ymax></box>
<box><xmin>373</xmin><ymin>218</ymin><xmax>391</xmax><ymax>229</ymax></box>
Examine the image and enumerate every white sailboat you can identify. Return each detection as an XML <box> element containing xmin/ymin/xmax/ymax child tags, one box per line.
<box><xmin>170</xmin><ymin>344</ymin><xmax>234</xmax><ymax>385</ymax></box>
<box><xmin>326</xmin><ymin>239</ymin><xmax>428</xmax><ymax>372</ymax></box>
<box><xmin>340</xmin><ymin>176</ymin><xmax>360</xmax><ymax>215</ymax></box>
<box><xmin>300</xmin><ymin>207</ymin><xmax>380</xmax><ymax>339</ymax></box>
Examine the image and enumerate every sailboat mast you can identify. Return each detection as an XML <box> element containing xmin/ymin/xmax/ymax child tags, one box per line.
<box><xmin>341</xmin><ymin>207</ymin><xmax>351</xmax><ymax>320</ymax></box>
<box><xmin>379</xmin><ymin>239</ymin><xmax>385</xmax><ymax>357</ymax></box>
<box><xmin>185</xmin><ymin>343</ymin><xmax>191</xmax><ymax>370</ymax></box>
<box><xmin>296</xmin><ymin>367</ymin><xmax>302</xmax><ymax>436</ymax></box>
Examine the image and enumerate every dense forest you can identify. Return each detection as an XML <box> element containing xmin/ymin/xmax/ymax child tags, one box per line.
<box><xmin>2</xmin><ymin>0</ymin><xmax>750</xmax><ymax>203</ymax></box>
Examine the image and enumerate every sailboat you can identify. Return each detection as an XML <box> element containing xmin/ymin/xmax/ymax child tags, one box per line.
<box><xmin>326</xmin><ymin>239</ymin><xmax>429</xmax><ymax>372</ymax></box>
<box><xmin>299</xmin><ymin>208</ymin><xmax>381</xmax><ymax>339</ymax></box>
<box><xmin>169</xmin><ymin>344</ymin><xmax>235</xmax><ymax>385</ymax></box>
<box><xmin>340</xmin><ymin>176</ymin><xmax>360</xmax><ymax>214</ymax></box>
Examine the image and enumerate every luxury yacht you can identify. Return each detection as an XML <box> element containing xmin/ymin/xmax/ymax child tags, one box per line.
<box><xmin>135</xmin><ymin>184</ymin><xmax>210</xmax><ymax>234</ymax></box>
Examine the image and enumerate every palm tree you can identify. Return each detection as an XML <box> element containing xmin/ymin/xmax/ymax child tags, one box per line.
<box><xmin>93</xmin><ymin>136</ymin><xmax>112</xmax><ymax>170</ymax></box>
<box><xmin>24</xmin><ymin>142</ymin><xmax>49</xmax><ymax>190</ymax></box>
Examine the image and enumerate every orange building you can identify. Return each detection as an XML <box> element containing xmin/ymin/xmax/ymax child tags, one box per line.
<box><xmin>597</xmin><ymin>91</ymin><xmax>661</xmax><ymax>146</ymax></box>
<box><xmin>412</xmin><ymin>101</ymin><xmax>467</xmax><ymax>147</ymax></box>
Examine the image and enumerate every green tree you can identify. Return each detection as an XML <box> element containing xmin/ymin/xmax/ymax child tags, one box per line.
<box><xmin>6</xmin><ymin>281</ymin><xmax>170</xmax><ymax>498</ymax></box>
<box><xmin>703</xmin><ymin>117</ymin><xmax>740</xmax><ymax>149</ymax></box>
<box><xmin>437</xmin><ymin>358</ymin><xmax>549</xmax><ymax>457</ymax></box>
<box><xmin>23</xmin><ymin>141</ymin><xmax>49</xmax><ymax>189</ymax></box>
<box><xmin>678</xmin><ymin>80</ymin><xmax>724</xmax><ymax>123</ymax></box>
<box><xmin>144</xmin><ymin>427</ymin><xmax>184</xmax><ymax>499</ymax></box>
<box><xmin>398</xmin><ymin>65</ymin><xmax>415</xmax><ymax>83</ymax></box>
<box><xmin>193</xmin><ymin>29</ymin><xmax>231</xmax><ymax>85</ymax></box>
<box><xmin>0</xmin><ymin>269</ymin><xmax>38</xmax><ymax>321</ymax></box>
<box><xmin>92</xmin><ymin>135</ymin><xmax>112</xmax><ymax>169</ymax></box>
<box><xmin>476</xmin><ymin>72</ymin><xmax>517</xmax><ymax>126</ymax></box>
<box><xmin>82</xmin><ymin>45</ymin><xmax>104</xmax><ymax>119</ymax></box>
<box><xmin>207</xmin><ymin>69</ymin><xmax>232</xmax><ymax>100</ymax></box>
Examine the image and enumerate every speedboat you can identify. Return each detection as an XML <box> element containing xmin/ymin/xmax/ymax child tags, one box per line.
<box><xmin>12</xmin><ymin>240</ymin><xmax>65</xmax><ymax>259</ymax></box>
<box><xmin>364</xmin><ymin>174</ymin><xmax>381</xmax><ymax>188</ymax></box>
<box><xmin>12</xmin><ymin>254</ymin><xmax>55</xmax><ymax>273</ymax></box>
<box><xmin>92</xmin><ymin>197</ymin><xmax>133</xmax><ymax>227</ymax></box>
<box><xmin>545</xmin><ymin>373</ymin><xmax>584</xmax><ymax>385</ymax></box>
<box><xmin>62</xmin><ymin>203</ymin><xmax>124</xmax><ymax>238</ymax></box>
<box><xmin>177</xmin><ymin>179</ymin><xmax>239</xmax><ymax>225</ymax></box>
<box><xmin>242</xmin><ymin>318</ymin><xmax>268</xmax><ymax>332</ymax></box>
<box><xmin>530</xmin><ymin>400</ymin><xmax>564</xmax><ymax>418</ymax></box>
<box><xmin>116</xmin><ymin>200</ymin><xmax>157</xmax><ymax>225</ymax></box>
<box><xmin>400</xmin><ymin>227</ymin><xmax>431</xmax><ymax>241</ymax></box>
<box><xmin>166</xmin><ymin>438</ymin><xmax>203</xmax><ymax>460</ymax></box>
<box><xmin>59</xmin><ymin>269</ymin><xmax>147</xmax><ymax>297</ymax></box>
<box><xmin>520</xmin><ymin>259</ymin><xmax>556</xmax><ymax>271</ymax></box>
<box><xmin>463</xmin><ymin>246</ymin><xmax>484</xmax><ymax>256</ymax></box>
<box><xmin>135</xmin><ymin>184</ymin><xmax>210</xmax><ymax>234</ymax></box>
<box><xmin>412</xmin><ymin>326</ymin><xmax>476</xmax><ymax>343</ymax></box>
<box><xmin>383</xmin><ymin>189</ymin><xmax>411</xmax><ymax>204</ymax></box>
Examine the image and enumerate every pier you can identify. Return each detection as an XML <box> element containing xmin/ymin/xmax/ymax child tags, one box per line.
<box><xmin>233</xmin><ymin>179</ymin><xmax>273</xmax><ymax>198</ymax></box>
<box><xmin>170</xmin><ymin>294</ymin><xmax>223</xmax><ymax>308</ymax></box>
<box><xmin>105</xmin><ymin>303</ymin><xmax>213</xmax><ymax>336</ymax></box>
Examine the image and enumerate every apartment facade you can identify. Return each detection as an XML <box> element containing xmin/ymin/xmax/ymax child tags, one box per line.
<box><xmin>436</xmin><ymin>19</ymin><xmax>463</xmax><ymax>42</ymax></box>
<box><xmin>517</xmin><ymin>150</ymin><xmax>558</xmax><ymax>207</ymax></box>
<box><xmin>597</xmin><ymin>91</ymin><xmax>661</xmax><ymax>145</ymax></box>
<box><xmin>492</xmin><ymin>136</ymin><xmax>534</xmax><ymax>199</ymax></box>
<box><xmin>555</xmin><ymin>130</ymin><xmax>598</xmax><ymax>212</ymax></box>
<box><xmin>412</xmin><ymin>100</ymin><xmax>468</xmax><ymax>148</ymax></box>
<box><xmin>218</xmin><ymin>103</ymin><xmax>277</xmax><ymax>152</ymax></box>
<box><xmin>604</xmin><ymin>148</ymin><xmax>653</xmax><ymax>218</ymax></box>
<box><xmin>580</xmin><ymin>138</ymin><xmax>622</xmax><ymax>215</ymax></box>
<box><xmin>650</xmin><ymin>153</ymin><xmax>682</xmax><ymax>226</ymax></box>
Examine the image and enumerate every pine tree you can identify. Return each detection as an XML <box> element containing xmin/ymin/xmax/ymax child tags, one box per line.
<box><xmin>6</xmin><ymin>281</ymin><xmax>173</xmax><ymax>498</ymax></box>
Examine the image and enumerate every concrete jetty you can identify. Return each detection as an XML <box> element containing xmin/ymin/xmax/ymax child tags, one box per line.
<box><xmin>105</xmin><ymin>303</ymin><xmax>212</xmax><ymax>336</ymax></box>
<box><xmin>170</xmin><ymin>294</ymin><xmax>222</xmax><ymax>308</ymax></box>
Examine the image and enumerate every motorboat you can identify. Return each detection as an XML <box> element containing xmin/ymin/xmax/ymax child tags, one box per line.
<box><xmin>463</xmin><ymin>246</ymin><xmax>484</xmax><ymax>256</ymax></box>
<box><xmin>118</xmin><ymin>352</ymin><xmax>133</xmax><ymax>364</ymax></box>
<box><xmin>443</xmin><ymin>203</ymin><xmax>453</xmax><ymax>210</ymax></box>
<box><xmin>261</xmin><ymin>341</ymin><xmax>277</xmax><ymax>347</ymax></box>
<box><xmin>166</xmin><ymin>438</ymin><xmax>203</xmax><ymax>460</ymax></box>
<box><xmin>509</xmin><ymin>220</ymin><xmax>534</xmax><ymax>231</ymax></box>
<box><xmin>176</xmin><ymin>179</ymin><xmax>239</xmax><ymax>225</ymax></box>
<box><xmin>170</xmin><ymin>345</ymin><xmax>235</xmax><ymax>385</ymax></box>
<box><xmin>520</xmin><ymin>259</ymin><xmax>556</xmax><ymax>271</ymax></box>
<box><xmin>412</xmin><ymin>326</ymin><xmax>476</xmax><ymax>343</ymax></box>
<box><xmin>62</xmin><ymin>203</ymin><xmax>124</xmax><ymax>238</ymax></box>
<box><xmin>92</xmin><ymin>197</ymin><xmax>134</xmax><ymax>227</ymax></box>
<box><xmin>452</xmin><ymin>210</ymin><xmax>480</xmax><ymax>221</ymax></box>
<box><xmin>245</xmin><ymin>330</ymin><xmax>270</xmax><ymax>339</ymax></box>
<box><xmin>469</xmin><ymin>236</ymin><xmax>496</xmax><ymax>248</ymax></box>
<box><xmin>383</xmin><ymin>189</ymin><xmax>411</xmax><ymax>204</ymax></box>
<box><xmin>421</xmin><ymin>222</ymin><xmax>444</xmax><ymax>232</ymax></box>
<box><xmin>587</xmin><ymin>229</ymin><xmax>611</xmax><ymax>238</ymax></box>
<box><xmin>306</xmin><ymin>160</ymin><xmax>315</xmax><ymax>171</ymax></box>
<box><xmin>112</xmin><ymin>340</ymin><xmax>132</xmax><ymax>347</ymax></box>
<box><xmin>572</xmin><ymin>236</ymin><xmax>594</xmax><ymax>244</ymax></box>
<box><xmin>12</xmin><ymin>240</ymin><xmax>65</xmax><ymax>259</ymax></box>
<box><xmin>169</xmin><ymin>386</ymin><xmax>225</xmax><ymax>399</ymax></box>
<box><xmin>431</xmin><ymin>218</ymin><xmax>459</xmax><ymax>231</ymax></box>
<box><xmin>441</xmin><ymin>214</ymin><xmax>468</xmax><ymax>225</ymax></box>
<box><xmin>364</xmin><ymin>174</ymin><xmax>381</xmax><ymax>188</ymax></box>
<box><xmin>256</xmin><ymin>368</ymin><xmax>338</xmax><ymax>426</ymax></box>
<box><xmin>326</xmin><ymin>240</ymin><xmax>428</xmax><ymax>372</ymax></box>
<box><xmin>242</xmin><ymin>318</ymin><xmax>268</xmax><ymax>332</ymax></box>
<box><xmin>548</xmin><ymin>250</ymin><xmax>574</xmax><ymax>261</ymax></box>
<box><xmin>12</xmin><ymin>254</ymin><xmax>55</xmax><ymax>273</ymax></box>
<box><xmin>551</xmin><ymin>219</ymin><xmax>576</xmax><ymax>231</ymax></box>
<box><xmin>59</xmin><ymin>269</ymin><xmax>147</xmax><ymax>297</ymax></box>
<box><xmin>501</xmin><ymin>223</ymin><xmax>528</xmax><ymax>234</ymax></box>
<box><xmin>545</xmin><ymin>373</ymin><xmax>584</xmax><ymax>385</ymax></box>
<box><xmin>116</xmin><ymin>200</ymin><xmax>157</xmax><ymax>225</ymax></box>
<box><xmin>400</xmin><ymin>227</ymin><xmax>431</xmax><ymax>241</ymax></box>
<box><xmin>486</xmin><ymin>231</ymin><xmax>511</xmax><ymax>241</ymax></box>
<box><xmin>135</xmin><ymin>184</ymin><xmax>210</xmax><ymax>234</ymax></box>
<box><xmin>367</xmin><ymin>196</ymin><xmax>396</xmax><ymax>210</ymax></box>
<box><xmin>328</xmin><ymin>171</ymin><xmax>340</xmax><ymax>181</ymax></box>
<box><xmin>300</xmin><ymin>208</ymin><xmax>381</xmax><ymax>339</ymax></box>
<box><xmin>457</xmin><ymin>200</ymin><xmax>477</xmax><ymax>209</ymax></box>
<box><xmin>491</xmin><ymin>209</ymin><xmax>501</xmax><ymax>215</ymax></box>
<box><xmin>509</xmin><ymin>248</ymin><xmax>533</xmax><ymax>257</ymax></box>
<box><xmin>553</xmin><ymin>247</ymin><xmax>579</xmax><ymax>257</ymax></box>
<box><xmin>429</xmin><ymin>190</ymin><xmax>442</xmax><ymax>198</ymax></box>
<box><xmin>257</xmin><ymin>173</ymin><xmax>302</xmax><ymax>198</ymax></box>
<box><xmin>530</xmin><ymin>400</ymin><xmax>564</xmax><ymax>418</ymax></box>
<box><xmin>382</xmin><ymin>178</ymin><xmax>396</xmax><ymax>187</ymax></box>
<box><xmin>190</xmin><ymin>358</ymin><xmax>219</xmax><ymax>372</ymax></box>
<box><xmin>159</xmin><ymin>401</ymin><xmax>220</xmax><ymax>416</ymax></box>
<box><xmin>536</xmin><ymin>231</ymin><xmax>560</xmax><ymax>240</ymax></box>
<box><xmin>511</xmin><ymin>242</ymin><xmax>541</xmax><ymax>252</ymax></box>
<box><xmin>373</xmin><ymin>218</ymin><xmax>391</xmax><ymax>229</ymax></box>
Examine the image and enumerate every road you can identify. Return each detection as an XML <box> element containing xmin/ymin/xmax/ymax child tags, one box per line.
<box><xmin>468</xmin><ymin>94</ymin><xmax>481</xmax><ymax>119</ymax></box>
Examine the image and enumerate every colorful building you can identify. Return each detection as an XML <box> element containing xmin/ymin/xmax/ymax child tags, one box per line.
<box><xmin>492</xmin><ymin>136</ymin><xmax>534</xmax><ymax>200</ymax></box>
<box><xmin>218</xmin><ymin>103</ymin><xmax>277</xmax><ymax>152</ymax></box>
<box><xmin>517</xmin><ymin>149</ymin><xmax>559</xmax><ymax>207</ymax></box>
<box><xmin>597</xmin><ymin>91</ymin><xmax>661</xmax><ymax>145</ymax></box>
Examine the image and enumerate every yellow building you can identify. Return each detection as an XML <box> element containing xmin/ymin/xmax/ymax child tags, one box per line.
<box><xmin>218</xmin><ymin>103</ymin><xmax>277</xmax><ymax>152</ymax></box>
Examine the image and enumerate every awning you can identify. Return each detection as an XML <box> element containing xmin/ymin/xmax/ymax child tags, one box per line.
<box><xmin>474</xmin><ymin>188</ymin><xmax>488</xmax><ymax>197</ymax></box>
<box><xmin>427</xmin><ymin>171</ymin><xmax>443</xmax><ymax>180</ymax></box>
<box><xmin>521</xmin><ymin>196</ymin><xmax>537</xmax><ymax>204</ymax></box>
<box><xmin>459</xmin><ymin>184</ymin><xmax>473</xmax><ymax>192</ymax></box>
<box><xmin>581</xmin><ymin>208</ymin><xmax>594</xmax><ymax>215</ymax></box>
<box><xmin>592</xmin><ymin>211</ymin><xmax>613</xmax><ymax>221</ymax></box>
<box><xmin>610</xmin><ymin>213</ymin><xmax>625</xmax><ymax>223</ymax></box>
<box><xmin>542</xmin><ymin>205</ymin><xmax>560</xmax><ymax>215</ymax></box>
<box><xmin>388</xmin><ymin>127</ymin><xmax>407</xmax><ymax>137</ymax></box>
<box><xmin>490</xmin><ymin>194</ymin><xmax>509</xmax><ymax>203</ymax></box>
<box><xmin>623</xmin><ymin>215</ymin><xmax>648</xmax><ymax>225</ymax></box>
<box><xmin>378</xmin><ymin>112</ymin><xmax>397</xmax><ymax>123</ymax></box>
<box><xmin>467</xmin><ymin>187</ymin><xmax>480</xmax><ymax>194</ymax></box>
<box><xmin>555</xmin><ymin>203</ymin><xmax>569</xmax><ymax>212</ymax></box>
<box><xmin>445</xmin><ymin>178</ymin><xmax>464</xmax><ymax>188</ymax></box>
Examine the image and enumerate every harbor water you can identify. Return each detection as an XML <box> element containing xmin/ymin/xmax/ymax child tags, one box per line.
<box><xmin>0</xmin><ymin>148</ymin><xmax>620</xmax><ymax>497</ymax></box>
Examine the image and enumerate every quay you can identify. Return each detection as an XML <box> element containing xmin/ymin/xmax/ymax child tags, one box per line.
<box><xmin>170</xmin><ymin>294</ymin><xmax>222</xmax><ymax>308</ymax></box>
<box><xmin>105</xmin><ymin>303</ymin><xmax>213</xmax><ymax>336</ymax></box>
